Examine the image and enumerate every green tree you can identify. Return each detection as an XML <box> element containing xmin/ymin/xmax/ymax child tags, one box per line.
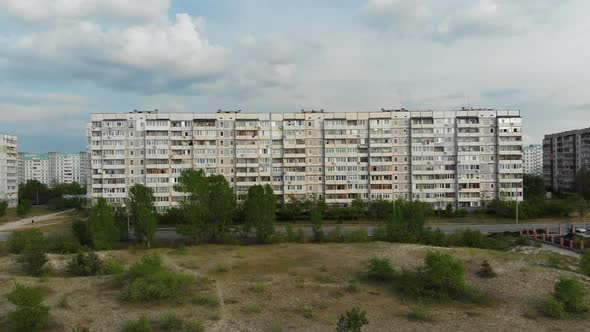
<box><xmin>385</xmin><ymin>199</ymin><xmax>432</xmax><ymax>243</ymax></box>
<box><xmin>350</xmin><ymin>198</ymin><xmax>366</xmax><ymax>220</ymax></box>
<box><xmin>368</xmin><ymin>199</ymin><xmax>390</xmax><ymax>221</ymax></box>
<box><xmin>523</xmin><ymin>175</ymin><xmax>546</xmax><ymax>201</ymax></box>
<box><xmin>127</xmin><ymin>184</ymin><xmax>157</xmax><ymax>248</ymax></box>
<box><xmin>5</xmin><ymin>283</ymin><xmax>50</xmax><ymax>332</ymax></box>
<box><xmin>336</xmin><ymin>307</ymin><xmax>369</xmax><ymax>332</ymax></box>
<box><xmin>89</xmin><ymin>198</ymin><xmax>119</xmax><ymax>250</ymax></box>
<box><xmin>18</xmin><ymin>180</ymin><xmax>51</xmax><ymax>205</ymax></box>
<box><xmin>423</xmin><ymin>251</ymin><xmax>467</xmax><ymax>293</ymax></box>
<box><xmin>18</xmin><ymin>242</ymin><xmax>48</xmax><ymax>276</ymax></box>
<box><xmin>175</xmin><ymin>169</ymin><xmax>210</xmax><ymax>244</ymax></box>
<box><xmin>569</xmin><ymin>194</ymin><xmax>587</xmax><ymax>223</ymax></box>
<box><xmin>552</xmin><ymin>277</ymin><xmax>588</xmax><ymax>314</ymax></box>
<box><xmin>16</xmin><ymin>199</ymin><xmax>32</xmax><ymax>217</ymax></box>
<box><xmin>573</xmin><ymin>167</ymin><xmax>590</xmax><ymax>200</ymax></box>
<box><xmin>244</xmin><ymin>185</ymin><xmax>276</xmax><ymax>243</ymax></box>
<box><xmin>0</xmin><ymin>200</ymin><xmax>8</xmax><ymax>217</ymax></box>
<box><xmin>207</xmin><ymin>174</ymin><xmax>236</xmax><ymax>240</ymax></box>
<box><xmin>310</xmin><ymin>204</ymin><xmax>324</xmax><ymax>242</ymax></box>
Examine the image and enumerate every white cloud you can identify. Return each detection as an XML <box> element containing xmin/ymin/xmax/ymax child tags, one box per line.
<box><xmin>0</xmin><ymin>14</ymin><xmax>228</xmax><ymax>93</ymax></box>
<box><xmin>0</xmin><ymin>0</ymin><xmax>170</xmax><ymax>23</ymax></box>
<box><xmin>363</xmin><ymin>0</ymin><xmax>430</xmax><ymax>34</ymax></box>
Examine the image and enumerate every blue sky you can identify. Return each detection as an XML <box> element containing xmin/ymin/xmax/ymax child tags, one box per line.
<box><xmin>0</xmin><ymin>0</ymin><xmax>589</xmax><ymax>152</ymax></box>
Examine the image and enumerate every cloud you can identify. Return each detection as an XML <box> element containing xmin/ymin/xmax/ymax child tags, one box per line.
<box><xmin>0</xmin><ymin>14</ymin><xmax>228</xmax><ymax>94</ymax></box>
<box><xmin>0</xmin><ymin>0</ymin><xmax>170</xmax><ymax>23</ymax></box>
<box><xmin>363</xmin><ymin>0</ymin><xmax>572</xmax><ymax>43</ymax></box>
<box><xmin>481</xmin><ymin>88</ymin><xmax>521</xmax><ymax>99</ymax></box>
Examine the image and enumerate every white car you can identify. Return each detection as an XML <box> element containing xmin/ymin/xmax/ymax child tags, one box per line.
<box><xmin>575</xmin><ymin>228</ymin><xmax>587</xmax><ymax>234</ymax></box>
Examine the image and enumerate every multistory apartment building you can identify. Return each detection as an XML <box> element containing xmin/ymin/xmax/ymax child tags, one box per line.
<box><xmin>18</xmin><ymin>153</ymin><xmax>50</xmax><ymax>185</ymax></box>
<box><xmin>48</xmin><ymin>152</ymin><xmax>88</xmax><ymax>186</ymax></box>
<box><xmin>522</xmin><ymin>144</ymin><xmax>542</xmax><ymax>176</ymax></box>
<box><xmin>18</xmin><ymin>152</ymin><xmax>88</xmax><ymax>187</ymax></box>
<box><xmin>0</xmin><ymin>134</ymin><xmax>18</xmax><ymax>207</ymax></box>
<box><xmin>543</xmin><ymin>128</ymin><xmax>590</xmax><ymax>192</ymax></box>
<box><xmin>87</xmin><ymin>109</ymin><xmax>523</xmax><ymax>211</ymax></box>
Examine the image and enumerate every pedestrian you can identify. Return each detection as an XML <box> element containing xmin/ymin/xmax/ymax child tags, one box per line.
<box><xmin>32</xmin><ymin>219</ymin><xmax>34</xmax><ymax>224</ymax></box>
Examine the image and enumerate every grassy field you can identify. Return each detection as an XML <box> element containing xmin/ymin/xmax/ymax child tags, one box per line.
<box><xmin>0</xmin><ymin>242</ymin><xmax>588</xmax><ymax>331</ymax></box>
<box><xmin>0</xmin><ymin>206</ymin><xmax>56</xmax><ymax>225</ymax></box>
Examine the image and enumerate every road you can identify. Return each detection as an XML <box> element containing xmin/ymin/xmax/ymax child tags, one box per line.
<box><xmin>153</xmin><ymin>222</ymin><xmax>590</xmax><ymax>242</ymax></box>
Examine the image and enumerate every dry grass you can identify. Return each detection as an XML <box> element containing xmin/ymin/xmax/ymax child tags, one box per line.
<box><xmin>0</xmin><ymin>242</ymin><xmax>589</xmax><ymax>331</ymax></box>
<box><xmin>0</xmin><ymin>206</ymin><xmax>55</xmax><ymax>225</ymax></box>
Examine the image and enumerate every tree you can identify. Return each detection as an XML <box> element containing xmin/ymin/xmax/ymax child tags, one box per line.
<box><xmin>18</xmin><ymin>180</ymin><xmax>51</xmax><ymax>205</ymax></box>
<box><xmin>384</xmin><ymin>199</ymin><xmax>432</xmax><ymax>243</ymax></box>
<box><xmin>6</xmin><ymin>283</ymin><xmax>50</xmax><ymax>332</ymax></box>
<box><xmin>16</xmin><ymin>199</ymin><xmax>32</xmax><ymax>217</ymax></box>
<box><xmin>573</xmin><ymin>167</ymin><xmax>590</xmax><ymax>200</ymax></box>
<box><xmin>523</xmin><ymin>175</ymin><xmax>546</xmax><ymax>201</ymax></box>
<box><xmin>89</xmin><ymin>198</ymin><xmax>119</xmax><ymax>250</ymax></box>
<box><xmin>580</xmin><ymin>250</ymin><xmax>590</xmax><ymax>277</ymax></box>
<box><xmin>207</xmin><ymin>174</ymin><xmax>236</xmax><ymax>240</ymax></box>
<box><xmin>127</xmin><ymin>184</ymin><xmax>157</xmax><ymax>247</ymax></box>
<box><xmin>175</xmin><ymin>169</ymin><xmax>210</xmax><ymax>244</ymax></box>
<box><xmin>350</xmin><ymin>198</ymin><xmax>366</xmax><ymax>220</ymax></box>
<box><xmin>569</xmin><ymin>194</ymin><xmax>587</xmax><ymax>223</ymax></box>
<box><xmin>0</xmin><ymin>200</ymin><xmax>8</xmax><ymax>217</ymax></box>
<box><xmin>244</xmin><ymin>185</ymin><xmax>276</xmax><ymax>243</ymax></box>
<box><xmin>310</xmin><ymin>204</ymin><xmax>324</xmax><ymax>242</ymax></box>
<box><xmin>336</xmin><ymin>307</ymin><xmax>369</xmax><ymax>332</ymax></box>
<box><xmin>18</xmin><ymin>242</ymin><xmax>48</xmax><ymax>276</ymax></box>
<box><xmin>368</xmin><ymin>199</ymin><xmax>390</xmax><ymax>221</ymax></box>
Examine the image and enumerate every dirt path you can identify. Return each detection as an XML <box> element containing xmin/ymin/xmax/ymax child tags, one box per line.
<box><xmin>0</xmin><ymin>209</ymin><xmax>75</xmax><ymax>232</ymax></box>
<box><xmin>161</xmin><ymin>254</ymin><xmax>236</xmax><ymax>332</ymax></box>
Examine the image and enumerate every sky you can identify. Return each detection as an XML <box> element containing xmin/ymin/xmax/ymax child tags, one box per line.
<box><xmin>0</xmin><ymin>0</ymin><xmax>589</xmax><ymax>152</ymax></box>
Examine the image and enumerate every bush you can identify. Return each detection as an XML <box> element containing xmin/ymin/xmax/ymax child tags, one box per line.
<box><xmin>365</xmin><ymin>258</ymin><xmax>395</xmax><ymax>282</ymax></box>
<box><xmin>123</xmin><ymin>316</ymin><xmax>152</xmax><ymax>332</ymax></box>
<box><xmin>16</xmin><ymin>199</ymin><xmax>32</xmax><ymax>217</ymax></box>
<box><xmin>190</xmin><ymin>294</ymin><xmax>220</xmax><ymax>307</ymax></box>
<box><xmin>71</xmin><ymin>219</ymin><xmax>93</xmax><ymax>247</ymax></box>
<box><xmin>18</xmin><ymin>242</ymin><xmax>48</xmax><ymax>276</ymax></box>
<box><xmin>515</xmin><ymin>236</ymin><xmax>532</xmax><ymax>246</ymax></box>
<box><xmin>544</xmin><ymin>298</ymin><xmax>566</xmax><ymax>318</ymax></box>
<box><xmin>580</xmin><ymin>249</ymin><xmax>590</xmax><ymax>276</ymax></box>
<box><xmin>477</xmin><ymin>261</ymin><xmax>497</xmax><ymax>278</ymax></box>
<box><xmin>158</xmin><ymin>313</ymin><xmax>183</xmax><ymax>330</ymax></box>
<box><xmin>102</xmin><ymin>259</ymin><xmax>125</xmax><ymax>275</ymax></box>
<box><xmin>5</xmin><ymin>283</ymin><xmax>50</xmax><ymax>332</ymax></box>
<box><xmin>7</xmin><ymin>229</ymin><xmax>45</xmax><ymax>254</ymax></box>
<box><xmin>552</xmin><ymin>277</ymin><xmax>587</xmax><ymax>314</ymax></box>
<box><xmin>344</xmin><ymin>229</ymin><xmax>369</xmax><ymax>243</ymax></box>
<box><xmin>121</xmin><ymin>254</ymin><xmax>192</xmax><ymax>302</ymax></box>
<box><xmin>285</xmin><ymin>224</ymin><xmax>295</xmax><ymax>242</ymax></box>
<box><xmin>406</xmin><ymin>307</ymin><xmax>431</xmax><ymax>322</ymax></box>
<box><xmin>46</xmin><ymin>235</ymin><xmax>83</xmax><ymax>254</ymax></box>
<box><xmin>327</xmin><ymin>226</ymin><xmax>345</xmax><ymax>243</ymax></box>
<box><xmin>67</xmin><ymin>252</ymin><xmax>103</xmax><ymax>276</ymax></box>
<box><xmin>336</xmin><ymin>307</ymin><xmax>369</xmax><ymax>332</ymax></box>
<box><xmin>0</xmin><ymin>200</ymin><xmax>7</xmax><ymax>217</ymax></box>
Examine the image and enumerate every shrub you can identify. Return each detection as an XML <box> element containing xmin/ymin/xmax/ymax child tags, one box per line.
<box><xmin>546</xmin><ymin>255</ymin><xmax>561</xmax><ymax>268</ymax></box>
<box><xmin>191</xmin><ymin>294</ymin><xmax>220</xmax><ymax>307</ymax></box>
<box><xmin>336</xmin><ymin>307</ymin><xmax>369</xmax><ymax>332</ymax></box>
<box><xmin>423</xmin><ymin>251</ymin><xmax>467</xmax><ymax>295</ymax></box>
<box><xmin>121</xmin><ymin>254</ymin><xmax>192</xmax><ymax>302</ymax></box>
<box><xmin>552</xmin><ymin>277</ymin><xmax>587</xmax><ymax>314</ymax></box>
<box><xmin>544</xmin><ymin>298</ymin><xmax>566</xmax><ymax>318</ymax></box>
<box><xmin>328</xmin><ymin>226</ymin><xmax>345</xmax><ymax>243</ymax></box>
<box><xmin>477</xmin><ymin>261</ymin><xmax>497</xmax><ymax>278</ymax></box>
<box><xmin>344</xmin><ymin>229</ymin><xmax>369</xmax><ymax>243</ymax></box>
<box><xmin>0</xmin><ymin>200</ymin><xmax>8</xmax><ymax>217</ymax></box>
<box><xmin>365</xmin><ymin>258</ymin><xmax>395</xmax><ymax>282</ymax></box>
<box><xmin>7</xmin><ymin>229</ymin><xmax>45</xmax><ymax>254</ymax></box>
<box><xmin>5</xmin><ymin>283</ymin><xmax>50</xmax><ymax>332</ymax></box>
<box><xmin>580</xmin><ymin>249</ymin><xmax>590</xmax><ymax>276</ymax></box>
<box><xmin>18</xmin><ymin>242</ymin><xmax>48</xmax><ymax>276</ymax></box>
<box><xmin>71</xmin><ymin>219</ymin><xmax>93</xmax><ymax>247</ymax></box>
<box><xmin>123</xmin><ymin>316</ymin><xmax>152</xmax><ymax>332</ymax></box>
<box><xmin>17</xmin><ymin>199</ymin><xmax>32</xmax><ymax>217</ymax></box>
<box><xmin>46</xmin><ymin>235</ymin><xmax>83</xmax><ymax>254</ymax></box>
<box><xmin>515</xmin><ymin>236</ymin><xmax>532</xmax><ymax>246</ymax></box>
<box><xmin>158</xmin><ymin>313</ymin><xmax>183</xmax><ymax>330</ymax></box>
<box><xmin>102</xmin><ymin>259</ymin><xmax>125</xmax><ymax>275</ymax></box>
<box><xmin>67</xmin><ymin>252</ymin><xmax>103</xmax><ymax>276</ymax></box>
<box><xmin>406</xmin><ymin>307</ymin><xmax>431</xmax><ymax>322</ymax></box>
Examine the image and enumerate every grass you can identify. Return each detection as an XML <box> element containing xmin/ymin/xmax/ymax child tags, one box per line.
<box><xmin>190</xmin><ymin>294</ymin><xmax>220</xmax><ymax>307</ymax></box>
<box><xmin>240</xmin><ymin>305</ymin><xmax>263</xmax><ymax>314</ymax></box>
<box><xmin>407</xmin><ymin>307</ymin><xmax>433</xmax><ymax>322</ymax></box>
<box><xmin>249</xmin><ymin>282</ymin><xmax>266</xmax><ymax>293</ymax></box>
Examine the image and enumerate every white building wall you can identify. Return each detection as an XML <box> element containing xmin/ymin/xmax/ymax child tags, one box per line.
<box><xmin>523</xmin><ymin>144</ymin><xmax>542</xmax><ymax>176</ymax></box>
<box><xmin>0</xmin><ymin>134</ymin><xmax>18</xmax><ymax>207</ymax></box>
<box><xmin>87</xmin><ymin>109</ymin><xmax>523</xmax><ymax>210</ymax></box>
<box><xmin>18</xmin><ymin>153</ymin><xmax>50</xmax><ymax>185</ymax></box>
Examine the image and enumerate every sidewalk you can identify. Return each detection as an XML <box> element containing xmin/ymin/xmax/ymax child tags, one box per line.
<box><xmin>0</xmin><ymin>209</ymin><xmax>75</xmax><ymax>232</ymax></box>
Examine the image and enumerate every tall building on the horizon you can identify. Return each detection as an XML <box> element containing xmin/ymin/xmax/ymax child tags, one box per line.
<box><xmin>543</xmin><ymin>128</ymin><xmax>590</xmax><ymax>192</ymax></box>
<box><xmin>18</xmin><ymin>152</ymin><xmax>88</xmax><ymax>187</ymax></box>
<box><xmin>0</xmin><ymin>134</ymin><xmax>18</xmax><ymax>207</ymax></box>
<box><xmin>522</xmin><ymin>144</ymin><xmax>542</xmax><ymax>177</ymax></box>
<box><xmin>87</xmin><ymin>109</ymin><xmax>523</xmax><ymax>211</ymax></box>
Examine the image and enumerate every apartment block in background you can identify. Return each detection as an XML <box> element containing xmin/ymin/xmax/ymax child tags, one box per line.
<box><xmin>522</xmin><ymin>144</ymin><xmax>542</xmax><ymax>176</ymax></box>
<box><xmin>18</xmin><ymin>152</ymin><xmax>50</xmax><ymax>185</ymax></box>
<box><xmin>0</xmin><ymin>134</ymin><xmax>18</xmax><ymax>207</ymax></box>
<box><xmin>18</xmin><ymin>152</ymin><xmax>88</xmax><ymax>187</ymax></box>
<box><xmin>87</xmin><ymin>109</ymin><xmax>523</xmax><ymax>211</ymax></box>
<box><xmin>543</xmin><ymin>128</ymin><xmax>590</xmax><ymax>192</ymax></box>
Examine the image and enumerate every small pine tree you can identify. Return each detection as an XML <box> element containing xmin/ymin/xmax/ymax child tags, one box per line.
<box><xmin>336</xmin><ymin>307</ymin><xmax>369</xmax><ymax>332</ymax></box>
<box><xmin>6</xmin><ymin>283</ymin><xmax>50</xmax><ymax>332</ymax></box>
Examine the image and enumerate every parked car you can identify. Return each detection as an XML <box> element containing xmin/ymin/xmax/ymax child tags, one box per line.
<box><xmin>575</xmin><ymin>227</ymin><xmax>587</xmax><ymax>234</ymax></box>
